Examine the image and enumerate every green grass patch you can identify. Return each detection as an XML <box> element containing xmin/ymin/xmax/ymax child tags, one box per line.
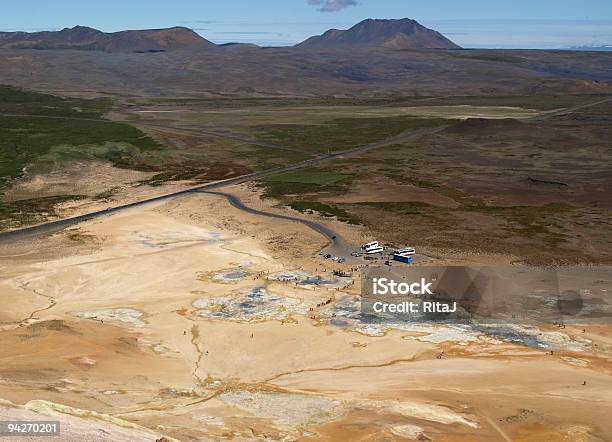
<box><xmin>264</xmin><ymin>171</ymin><xmax>349</xmax><ymax>185</ymax></box>
<box><xmin>0</xmin><ymin>85</ymin><xmax>111</xmax><ymax>118</ymax></box>
<box><xmin>358</xmin><ymin>201</ymin><xmax>436</xmax><ymax>215</ymax></box>
<box><xmin>383</xmin><ymin>173</ymin><xmax>575</xmax><ymax>242</ymax></box>
<box><xmin>351</xmin><ymin>200</ymin><xmax>596</xmax><ymax>263</ymax></box>
<box><xmin>254</xmin><ymin>116</ymin><xmax>449</xmax><ymax>153</ymax></box>
<box><xmin>467</xmin><ymin>202</ymin><xmax>576</xmax><ymax>246</ymax></box>
<box><xmin>0</xmin><ymin>86</ymin><xmax>167</xmax><ymax>189</ymax></box>
<box><xmin>259</xmin><ymin>169</ymin><xmax>354</xmax><ymax>198</ymax></box>
<box><xmin>380</xmin><ymin>175</ymin><xmax>575</xmax><ymax>245</ymax></box>
<box><xmin>137</xmin><ymin>167</ymin><xmax>207</xmax><ymax>186</ymax></box>
<box><xmin>358</xmin><ymin>196</ymin><xmax>576</xmax><ymax>247</ymax></box>
<box><xmin>354</xmin><ymin>201</ymin><xmax>455</xmax><ymax>228</ymax></box>
<box><xmin>288</xmin><ymin>201</ymin><xmax>361</xmax><ymax>225</ymax></box>
<box><xmin>0</xmin><ymin>86</ymin><xmax>174</xmax><ymax>229</ymax></box>
<box><xmin>0</xmin><ymin>116</ymin><xmax>164</xmax><ymax>187</ymax></box>
<box><xmin>233</xmin><ymin>145</ymin><xmax>310</xmax><ymax>170</ymax></box>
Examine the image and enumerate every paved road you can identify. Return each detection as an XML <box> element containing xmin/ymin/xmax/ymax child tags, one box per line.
<box><xmin>199</xmin><ymin>190</ymin><xmax>437</xmax><ymax>265</ymax></box>
<box><xmin>5</xmin><ymin>94</ymin><xmax>607</xmax><ymax>242</ymax></box>
<box><xmin>198</xmin><ymin>190</ymin><xmax>354</xmax><ymax>258</ymax></box>
<box><xmin>0</xmin><ymin>126</ymin><xmax>441</xmax><ymax>241</ymax></box>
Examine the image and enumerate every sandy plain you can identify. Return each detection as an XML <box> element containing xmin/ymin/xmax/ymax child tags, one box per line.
<box><xmin>0</xmin><ymin>186</ymin><xmax>611</xmax><ymax>441</ymax></box>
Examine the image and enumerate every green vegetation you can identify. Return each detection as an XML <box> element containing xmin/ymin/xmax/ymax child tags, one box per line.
<box><xmin>0</xmin><ymin>195</ymin><xmax>86</xmax><ymax>230</ymax></box>
<box><xmin>0</xmin><ymin>86</ymin><xmax>165</xmax><ymax>189</ymax></box>
<box><xmin>259</xmin><ymin>169</ymin><xmax>353</xmax><ymax>198</ymax></box>
<box><xmin>265</xmin><ymin>171</ymin><xmax>349</xmax><ymax>185</ymax></box>
<box><xmin>379</xmin><ymin>168</ymin><xmax>577</xmax><ymax>247</ymax></box>
<box><xmin>358</xmin><ymin>201</ymin><xmax>444</xmax><ymax>216</ymax></box>
<box><xmin>357</xmin><ymin>199</ymin><xmax>576</xmax><ymax>247</ymax></box>
<box><xmin>259</xmin><ymin>168</ymin><xmax>362</xmax><ymax>225</ymax></box>
<box><xmin>257</xmin><ymin>132</ymin><xmax>586</xmax><ymax>260</ymax></box>
<box><xmin>384</xmin><ymin>176</ymin><xmax>474</xmax><ymax>204</ymax></box>
<box><xmin>0</xmin><ymin>115</ymin><xmax>166</xmax><ymax>188</ymax></box>
<box><xmin>237</xmin><ymin>146</ymin><xmax>310</xmax><ymax>170</ymax></box>
<box><xmin>0</xmin><ymin>85</ymin><xmax>111</xmax><ymax>118</ymax></box>
<box><xmin>350</xmin><ymin>187</ymin><xmax>587</xmax><ymax>266</ymax></box>
<box><xmin>0</xmin><ymin>86</ymin><xmax>174</xmax><ymax>229</ymax></box>
<box><xmin>254</xmin><ymin>116</ymin><xmax>448</xmax><ymax>153</ymax></box>
<box><xmin>288</xmin><ymin>201</ymin><xmax>361</xmax><ymax>225</ymax></box>
<box><xmin>137</xmin><ymin>165</ymin><xmax>214</xmax><ymax>186</ymax></box>
<box><xmin>467</xmin><ymin>202</ymin><xmax>576</xmax><ymax>247</ymax></box>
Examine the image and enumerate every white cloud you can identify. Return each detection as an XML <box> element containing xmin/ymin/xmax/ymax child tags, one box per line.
<box><xmin>308</xmin><ymin>0</ymin><xmax>359</xmax><ymax>13</ymax></box>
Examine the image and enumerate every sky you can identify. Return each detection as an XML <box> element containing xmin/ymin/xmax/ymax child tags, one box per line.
<box><xmin>1</xmin><ymin>0</ymin><xmax>612</xmax><ymax>49</ymax></box>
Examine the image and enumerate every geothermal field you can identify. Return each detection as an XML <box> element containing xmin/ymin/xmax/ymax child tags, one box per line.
<box><xmin>1</xmin><ymin>182</ymin><xmax>611</xmax><ymax>441</ymax></box>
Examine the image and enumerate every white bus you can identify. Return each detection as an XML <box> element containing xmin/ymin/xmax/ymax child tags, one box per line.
<box><xmin>365</xmin><ymin>246</ymin><xmax>384</xmax><ymax>254</ymax></box>
<box><xmin>362</xmin><ymin>241</ymin><xmax>379</xmax><ymax>251</ymax></box>
<box><xmin>395</xmin><ymin>247</ymin><xmax>416</xmax><ymax>256</ymax></box>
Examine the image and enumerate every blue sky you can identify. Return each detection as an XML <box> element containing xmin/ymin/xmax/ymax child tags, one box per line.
<box><xmin>1</xmin><ymin>0</ymin><xmax>611</xmax><ymax>48</ymax></box>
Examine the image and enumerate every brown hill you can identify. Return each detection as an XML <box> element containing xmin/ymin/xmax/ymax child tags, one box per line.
<box><xmin>297</xmin><ymin>18</ymin><xmax>460</xmax><ymax>50</ymax></box>
<box><xmin>0</xmin><ymin>46</ymin><xmax>610</xmax><ymax>98</ymax></box>
<box><xmin>0</xmin><ymin>26</ymin><xmax>215</xmax><ymax>53</ymax></box>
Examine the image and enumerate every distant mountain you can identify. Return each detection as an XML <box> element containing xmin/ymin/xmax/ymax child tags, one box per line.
<box><xmin>0</xmin><ymin>26</ymin><xmax>215</xmax><ymax>52</ymax></box>
<box><xmin>568</xmin><ymin>45</ymin><xmax>612</xmax><ymax>52</ymax></box>
<box><xmin>297</xmin><ymin>18</ymin><xmax>461</xmax><ymax>50</ymax></box>
<box><xmin>219</xmin><ymin>42</ymin><xmax>260</xmax><ymax>48</ymax></box>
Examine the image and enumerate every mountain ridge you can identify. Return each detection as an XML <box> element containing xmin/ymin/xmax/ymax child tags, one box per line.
<box><xmin>297</xmin><ymin>18</ymin><xmax>461</xmax><ymax>50</ymax></box>
<box><xmin>0</xmin><ymin>25</ymin><xmax>215</xmax><ymax>53</ymax></box>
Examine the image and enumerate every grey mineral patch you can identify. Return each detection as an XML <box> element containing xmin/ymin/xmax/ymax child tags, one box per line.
<box><xmin>219</xmin><ymin>390</ymin><xmax>340</xmax><ymax>427</ymax></box>
<box><xmin>471</xmin><ymin>323</ymin><xmax>591</xmax><ymax>351</ymax></box>
<box><xmin>137</xmin><ymin>230</ymin><xmax>219</xmax><ymax>249</ymax></box>
<box><xmin>267</xmin><ymin>270</ymin><xmax>310</xmax><ymax>282</ymax></box>
<box><xmin>74</xmin><ymin>308</ymin><xmax>145</xmax><ymax>327</ymax></box>
<box><xmin>194</xmin><ymin>287</ymin><xmax>306</xmax><ymax>322</ymax></box>
<box><xmin>268</xmin><ymin>271</ymin><xmax>353</xmax><ymax>289</ymax></box>
<box><xmin>213</xmin><ymin>269</ymin><xmax>249</xmax><ymax>282</ymax></box>
<box><xmin>341</xmin><ymin>292</ymin><xmax>588</xmax><ymax>350</ymax></box>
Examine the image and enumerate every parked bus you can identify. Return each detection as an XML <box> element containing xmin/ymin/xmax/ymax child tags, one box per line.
<box><xmin>362</xmin><ymin>241</ymin><xmax>380</xmax><ymax>251</ymax></box>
